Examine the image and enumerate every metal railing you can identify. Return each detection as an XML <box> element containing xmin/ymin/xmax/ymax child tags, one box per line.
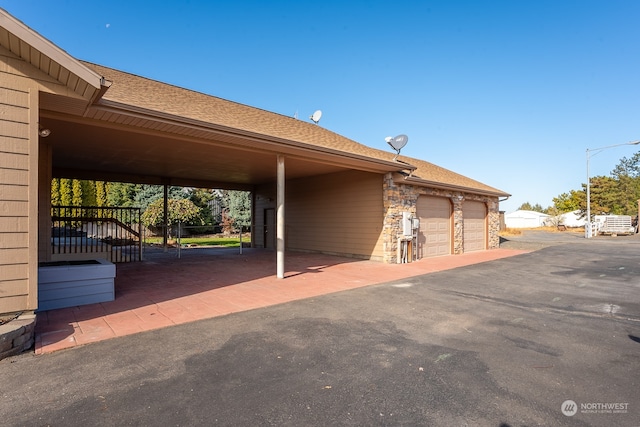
<box><xmin>51</xmin><ymin>206</ymin><xmax>142</xmax><ymax>263</ymax></box>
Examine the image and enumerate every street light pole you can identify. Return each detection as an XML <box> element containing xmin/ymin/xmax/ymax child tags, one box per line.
<box><xmin>585</xmin><ymin>140</ymin><xmax>640</xmax><ymax>238</ymax></box>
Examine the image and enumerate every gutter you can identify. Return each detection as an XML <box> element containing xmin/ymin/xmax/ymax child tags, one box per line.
<box><xmin>84</xmin><ymin>77</ymin><xmax>112</xmax><ymax>116</ymax></box>
<box><xmin>90</xmin><ymin>99</ymin><xmax>414</xmax><ymax>174</ymax></box>
<box><xmin>394</xmin><ymin>172</ymin><xmax>511</xmax><ymax>198</ymax></box>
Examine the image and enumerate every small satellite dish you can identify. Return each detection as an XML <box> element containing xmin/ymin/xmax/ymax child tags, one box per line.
<box><xmin>310</xmin><ymin>110</ymin><xmax>322</xmax><ymax>124</ymax></box>
<box><xmin>386</xmin><ymin>134</ymin><xmax>408</xmax><ymax>158</ymax></box>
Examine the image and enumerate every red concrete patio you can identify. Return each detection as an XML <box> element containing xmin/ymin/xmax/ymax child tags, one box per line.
<box><xmin>34</xmin><ymin>247</ymin><xmax>529</xmax><ymax>354</ymax></box>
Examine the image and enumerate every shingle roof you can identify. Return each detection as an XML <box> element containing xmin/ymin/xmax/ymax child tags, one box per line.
<box><xmin>83</xmin><ymin>62</ymin><xmax>509</xmax><ymax>197</ymax></box>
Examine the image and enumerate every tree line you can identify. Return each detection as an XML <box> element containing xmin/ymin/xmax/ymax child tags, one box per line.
<box><xmin>50</xmin><ymin>179</ymin><xmax>251</xmax><ymax>233</ymax></box>
<box><xmin>517</xmin><ymin>152</ymin><xmax>640</xmax><ymax>219</ymax></box>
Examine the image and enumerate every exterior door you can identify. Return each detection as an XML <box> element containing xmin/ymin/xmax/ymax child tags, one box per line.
<box><xmin>416</xmin><ymin>196</ymin><xmax>451</xmax><ymax>258</ymax></box>
<box><xmin>264</xmin><ymin>208</ymin><xmax>275</xmax><ymax>250</ymax></box>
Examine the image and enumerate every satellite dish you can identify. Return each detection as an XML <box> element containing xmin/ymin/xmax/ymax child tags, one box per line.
<box><xmin>310</xmin><ymin>110</ymin><xmax>322</xmax><ymax>124</ymax></box>
<box><xmin>386</xmin><ymin>134</ymin><xmax>408</xmax><ymax>158</ymax></box>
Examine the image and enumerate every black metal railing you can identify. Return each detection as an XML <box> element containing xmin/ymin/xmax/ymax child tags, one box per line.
<box><xmin>51</xmin><ymin>206</ymin><xmax>142</xmax><ymax>263</ymax></box>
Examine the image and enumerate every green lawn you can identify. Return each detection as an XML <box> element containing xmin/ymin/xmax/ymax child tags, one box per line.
<box><xmin>145</xmin><ymin>236</ymin><xmax>249</xmax><ymax>248</ymax></box>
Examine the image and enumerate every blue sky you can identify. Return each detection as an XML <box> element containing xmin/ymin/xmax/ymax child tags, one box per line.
<box><xmin>3</xmin><ymin>1</ymin><xmax>640</xmax><ymax>213</ymax></box>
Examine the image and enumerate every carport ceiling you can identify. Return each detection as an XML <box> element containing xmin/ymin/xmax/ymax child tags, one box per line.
<box><xmin>42</xmin><ymin>114</ymin><xmax>360</xmax><ymax>189</ymax></box>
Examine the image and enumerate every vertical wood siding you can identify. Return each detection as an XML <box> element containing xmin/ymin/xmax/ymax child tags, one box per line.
<box><xmin>286</xmin><ymin>170</ymin><xmax>384</xmax><ymax>260</ymax></box>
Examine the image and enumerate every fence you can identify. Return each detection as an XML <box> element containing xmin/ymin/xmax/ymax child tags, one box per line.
<box><xmin>51</xmin><ymin>206</ymin><xmax>142</xmax><ymax>263</ymax></box>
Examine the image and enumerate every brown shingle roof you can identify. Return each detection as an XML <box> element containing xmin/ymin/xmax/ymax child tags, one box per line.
<box><xmin>83</xmin><ymin>62</ymin><xmax>508</xmax><ymax>197</ymax></box>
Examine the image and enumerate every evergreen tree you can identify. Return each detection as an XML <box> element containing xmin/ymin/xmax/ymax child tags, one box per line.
<box><xmin>95</xmin><ymin>181</ymin><xmax>107</xmax><ymax>207</ymax></box>
<box><xmin>71</xmin><ymin>179</ymin><xmax>83</xmax><ymax>206</ymax></box>
<box><xmin>224</xmin><ymin>190</ymin><xmax>251</xmax><ymax>230</ymax></box>
<box><xmin>51</xmin><ymin>178</ymin><xmax>60</xmax><ymax>206</ymax></box>
<box><xmin>586</xmin><ymin>176</ymin><xmax>618</xmax><ymax>217</ymax></box>
<box><xmin>189</xmin><ymin>188</ymin><xmax>216</xmax><ymax>225</ymax></box>
<box><xmin>134</xmin><ymin>185</ymin><xmax>187</xmax><ymax>211</ymax></box>
<box><xmin>81</xmin><ymin>180</ymin><xmax>97</xmax><ymax>206</ymax></box>
<box><xmin>610</xmin><ymin>154</ymin><xmax>640</xmax><ymax>216</ymax></box>
<box><xmin>107</xmin><ymin>182</ymin><xmax>137</xmax><ymax>207</ymax></box>
<box><xmin>60</xmin><ymin>178</ymin><xmax>72</xmax><ymax>206</ymax></box>
<box><xmin>516</xmin><ymin>202</ymin><xmax>546</xmax><ymax>213</ymax></box>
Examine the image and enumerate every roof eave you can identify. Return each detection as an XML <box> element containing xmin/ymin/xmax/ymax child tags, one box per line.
<box><xmin>91</xmin><ymin>99</ymin><xmax>411</xmax><ymax>174</ymax></box>
<box><xmin>0</xmin><ymin>9</ymin><xmax>105</xmax><ymax>93</ymax></box>
<box><xmin>393</xmin><ymin>172</ymin><xmax>511</xmax><ymax>198</ymax></box>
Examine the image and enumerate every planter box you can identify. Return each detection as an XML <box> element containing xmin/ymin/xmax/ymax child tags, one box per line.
<box><xmin>38</xmin><ymin>259</ymin><xmax>116</xmax><ymax>312</ymax></box>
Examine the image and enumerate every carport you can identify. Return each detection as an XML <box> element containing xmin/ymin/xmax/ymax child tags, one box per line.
<box><xmin>0</xmin><ymin>9</ymin><xmax>510</xmax><ymax>324</ymax></box>
<box><xmin>37</xmin><ymin>61</ymin><xmax>405</xmax><ymax>278</ymax></box>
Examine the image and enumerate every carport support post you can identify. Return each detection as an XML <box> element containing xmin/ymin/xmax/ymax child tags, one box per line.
<box><xmin>277</xmin><ymin>155</ymin><xmax>285</xmax><ymax>279</ymax></box>
<box><xmin>163</xmin><ymin>184</ymin><xmax>169</xmax><ymax>252</ymax></box>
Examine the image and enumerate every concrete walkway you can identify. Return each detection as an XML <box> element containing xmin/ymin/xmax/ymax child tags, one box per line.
<box><xmin>35</xmin><ymin>248</ymin><xmax>528</xmax><ymax>354</ymax></box>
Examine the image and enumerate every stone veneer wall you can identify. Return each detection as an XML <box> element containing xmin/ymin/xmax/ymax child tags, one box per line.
<box><xmin>0</xmin><ymin>312</ymin><xmax>36</xmax><ymax>360</ymax></box>
<box><xmin>382</xmin><ymin>173</ymin><xmax>501</xmax><ymax>264</ymax></box>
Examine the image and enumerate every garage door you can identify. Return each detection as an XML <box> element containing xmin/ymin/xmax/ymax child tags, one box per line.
<box><xmin>416</xmin><ymin>196</ymin><xmax>451</xmax><ymax>258</ymax></box>
<box><xmin>463</xmin><ymin>201</ymin><xmax>486</xmax><ymax>252</ymax></box>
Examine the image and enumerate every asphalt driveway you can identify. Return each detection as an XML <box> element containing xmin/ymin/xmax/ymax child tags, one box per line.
<box><xmin>1</xmin><ymin>237</ymin><xmax>639</xmax><ymax>426</ymax></box>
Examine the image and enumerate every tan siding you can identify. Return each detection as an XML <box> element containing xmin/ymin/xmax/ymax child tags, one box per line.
<box><xmin>0</xmin><ymin>232</ymin><xmax>28</xmax><ymax>248</ymax></box>
<box><xmin>0</xmin><ymin>200</ymin><xmax>28</xmax><ymax>216</ymax></box>
<box><xmin>0</xmin><ymin>295</ymin><xmax>28</xmax><ymax>314</ymax></box>
<box><xmin>0</xmin><ymin>184</ymin><xmax>28</xmax><ymax>201</ymax></box>
<box><xmin>0</xmin><ymin>248</ymin><xmax>29</xmax><ymax>264</ymax></box>
<box><xmin>0</xmin><ymin>103</ymin><xmax>29</xmax><ymax>124</ymax></box>
<box><xmin>0</xmin><ymin>121</ymin><xmax>29</xmax><ymax>139</ymax></box>
<box><xmin>0</xmin><ymin>168</ymin><xmax>28</xmax><ymax>185</ymax></box>
<box><xmin>0</xmin><ymin>279</ymin><xmax>28</xmax><ymax>297</ymax></box>
<box><xmin>0</xmin><ymin>86</ymin><xmax>29</xmax><ymax>107</ymax></box>
<box><xmin>0</xmin><ymin>68</ymin><xmax>36</xmax><ymax>313</ymax></box>
<box><xmin>0</xmin><ymin>263</ymin><xmax>28</xmax><ymax>281</ymax></box>
<box><xmin>0</xmin><ymin>136</ymin><xmax>29</xmax><ymax>154</ymax></box>
<box><xmin>0</xmin><ymin>151</ymin><xmax>28</xmax><ymax>169</ymax></box>
<box><xmin>0</xmin><ymin>216</ymin><xmax>28</xmax><ymax>231</ymax></box>
<box><xmin>286</xmin><ymin>170</ymin><xmax>384</xmax><ymax>260</ymax></box>
<box><xmin>27</xmin><ymin>89</ymin><xmax>38</xmax><ymax>309</ymax></box>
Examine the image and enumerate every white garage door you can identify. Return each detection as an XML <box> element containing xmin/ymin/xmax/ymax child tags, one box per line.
<box><xmin>463</xmin><ymin>201</ymin><xmax>486</xmax><ymax>252</ymax></box>
<box><xmin>416</xmin><ymin>196</ymin><xmax>451</xmax><ymax>258</ymax></box>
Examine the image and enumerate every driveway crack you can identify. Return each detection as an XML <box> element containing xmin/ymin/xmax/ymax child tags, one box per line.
<box><xmin>441</xmin><ymin>289</ymin><xmax>640</xmax><ymax>324</ymax></box>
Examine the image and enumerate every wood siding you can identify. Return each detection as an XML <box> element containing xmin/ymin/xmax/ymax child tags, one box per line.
<box><xmin>286</xmin><ymin>170</ymin><xmax>384</xmax><ymax>260</ymax></box>
<box><xmin>254</xmin><ymin>170</ymin><xmax>385</xmax><ymax>259</ymax></box>
<box><xmin>0</xmin><ymin>74</ymin><xmax>34</xmax><ymax>313</ymax></box>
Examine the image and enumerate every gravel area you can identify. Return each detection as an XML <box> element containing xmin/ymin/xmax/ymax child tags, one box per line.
<box><xmin>499</xmin><ymin>228</ymin><xmax>640</xmax><ymax>250</ymax></box>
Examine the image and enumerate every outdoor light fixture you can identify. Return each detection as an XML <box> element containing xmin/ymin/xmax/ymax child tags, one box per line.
<box><xmin>585</xmin><ymin>140</ymin><xmax>640</xmax><ymax>238</ymax></box>
<box><xmin>38</xmin><ymin>127</ymin><xmax>51</xmax><ymax>137</ymax></box>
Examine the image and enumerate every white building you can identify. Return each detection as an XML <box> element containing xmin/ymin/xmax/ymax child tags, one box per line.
<box><xmin>504</xmin><ymin>210</ymin><xmax>551</xmax><ymax>228</ymax></box>
<box><xmin>558</xmin><ymin>210</ymin><xmax>586</xmax><ymax>228</ymax></box>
